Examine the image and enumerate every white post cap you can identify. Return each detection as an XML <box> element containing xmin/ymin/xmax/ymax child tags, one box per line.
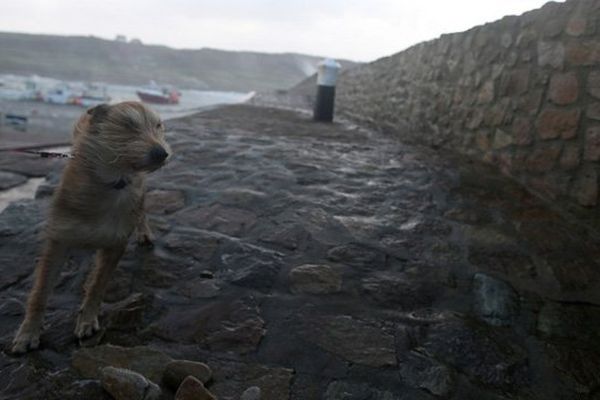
<box><xmin>317</xmin><ymin>58</ymin><xmax>341</xmax><ymax>87</ymax></box>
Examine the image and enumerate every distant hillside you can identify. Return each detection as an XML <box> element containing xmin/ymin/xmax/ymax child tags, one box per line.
<box><xmin>0</xmin><ymin>32</ymin><xmax>358</xmax><ymax>92</ymax></box>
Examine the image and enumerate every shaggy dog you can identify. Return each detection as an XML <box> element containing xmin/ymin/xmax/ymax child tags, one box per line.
<box><xmin>12</xmin><ymin>101</ymin><xmax>170</xmax><ymax>353</ymax></box>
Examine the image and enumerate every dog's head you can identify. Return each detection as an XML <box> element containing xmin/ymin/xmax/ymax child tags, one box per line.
<box><xmin>73</xmin><ymin>101</ymin><xmax>171</xmax><ymax>173</ymax></box>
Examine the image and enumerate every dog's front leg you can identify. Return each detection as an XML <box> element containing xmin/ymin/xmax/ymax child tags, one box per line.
<box><xmin>135</xmin><ymin>211</ymin><xmax>154</xmax><ymax>247</ymax></box>
<box><xmin>12</xmin><ymin>240</ymin><xmax>68</xmax><ymax>353</ymax></box>
<box><xmin>75</xmin><ymin>243</ymin><xmax>126</xmax><ymax>339</ymax></box>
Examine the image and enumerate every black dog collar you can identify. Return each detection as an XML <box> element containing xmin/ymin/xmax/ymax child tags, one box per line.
<box><xmin>111</xmin><ymin>177</ymin><xmax>129</xmax><ymax>190</ymax></box>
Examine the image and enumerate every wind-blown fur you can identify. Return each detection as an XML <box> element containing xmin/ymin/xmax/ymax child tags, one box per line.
<box><xmin>12</xmin><ymin>101</ymin><xmax>170</xmax><ymax>353</ymax></box>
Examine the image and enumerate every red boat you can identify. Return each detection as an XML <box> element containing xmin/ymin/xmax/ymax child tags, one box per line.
<box><xmin>136</xmin><ymin>81</ymin><xmax>180</xmax><ymax>104</ymax></box>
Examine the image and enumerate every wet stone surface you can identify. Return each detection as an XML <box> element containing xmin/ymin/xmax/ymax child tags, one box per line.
<box><xmin>0</xmin><ymin>104</ymin><xmax>600</xmax><ymax>399</ymax></box>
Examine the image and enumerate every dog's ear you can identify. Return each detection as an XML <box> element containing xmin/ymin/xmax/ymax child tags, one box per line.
<box><xmin>86</xmin><ymin>104</ymin><xmax>110</xmax><ymax>122</ymax></box>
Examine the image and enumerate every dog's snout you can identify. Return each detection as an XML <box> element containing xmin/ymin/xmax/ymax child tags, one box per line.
<box><xmin>149</xmin><ymin>146</ymin><xmax>168</xmax><ymax>163</ymax></box>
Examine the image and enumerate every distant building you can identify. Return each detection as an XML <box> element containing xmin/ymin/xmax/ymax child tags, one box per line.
<box><xmin>130</xmin><ymin>38</ymin><xmax>143</xmax><ymax>45</ymax></box>
<box><xmin>115</xmin><ymin>34</ymin><xmax>127</xmax><ymax>43</ymax></box>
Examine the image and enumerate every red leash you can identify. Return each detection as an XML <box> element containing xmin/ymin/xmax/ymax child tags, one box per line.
<box><xmin>13</xmin><ymin>149</ymin><xmax>73</xmax><ymax>159</ymax></box>
<box><xmin>0</xmin><ymin>142</ymin><xmax>74</xmax><ymax>159</ymax></box>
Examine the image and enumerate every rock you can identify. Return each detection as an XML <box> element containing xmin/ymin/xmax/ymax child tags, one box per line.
<box><xmin>548</xmin><ymin>72</ymin><xmax>579</xmax><ymax>105</ymax></box>
<box><xmin>537</xmin><ymin>302</ymin><xmax>600</xmax><ymax>343</ymax></box>
<box><xmin>104</xmin><ymin>292</ymin><xmax>152</xmax><ymax>331</ymax></box>
<box><xmin>312</xmin><ymin>315</ymin><xmax>396</xmax><ymax>367</ymax></box>
<box><xmin>360</xmin><ymin>270</ymin><xmax>443</xmax><ymax>310</ymax></box>
<box><xmin>175</xmin><ymin>204</ymin><xmax>257</xmax><ymax>236</ymax></box>
<box><xmin>0</xmin><ymin>171</ymin><xmax>27</xmax><ymax>190</ymax></box>
<box><xmin>145</xmin><ymin>189</ymin><xmax>185</xmax><ymax>214</ymax></box>
<box><xmin>229</xmin><ymin>260</ymin><xmax>281</xmax><ymax>292</ymax></box>
<box><xmin>526</xmin><ymin>144</ymin><xmax>562</xmax><ymax>173</ymax></box>
<box><xmin>324</xmin><ymin>381</ymin><xmax>431</xmax><ymax>400</ymax></box>
<box><xmin>492</xmin><ymin>129</ymin><xmax>513</xmax><ymax>149</ymax></box>
<box><xmin>151</xmin><ymin>299</ymin><xmax>266</xmax><ymax>354</ymax></box>
<box><xmin>72</xmin><ymin>345</ymin><xmax>173</xmax><ymax>383</ymax></box>
<box><xmin>0</xmin><ymin>200</ymin><xmax>45</xmax><ymax>237</ymax></box>
<box><xmin>585</xmin><ymin>126</ymin><xmax>600</xmax><ymax>161</ymax></box>
<box><xmin>163</xmin><ymin>360</ymin><xmax>213</xmax><ymax>389</ymax></box>
<box><xmin>559</xmin><ymin>143</ymin><xmax>581</xmax><ymax>170</ymax></box>
<box><xmin>399</xmin><ymin>351</ymin><xmax>455</xmax><ymax>397</ymax></box>
<box><xmin>422</xmin><ymin>316</ymin><xmax>529</xmax><ymax>388</ymax></box>
<box><xmin>512</xmin><ymin>117</ymin><xmax>533</xmax><ymax>146</ymax></box>
<box><xmin>178</xmin><ymin>278</ymin><xmax>222</xmax><ymax>299</ymax></box>
<box><xmin>175</xmin><ymin>376</ymin><xmax>216</xmax><ymax>400</ymax></box>
<box><xmin>217</xmin><ymin>188</ymin><xmax>268</xmax><ymax>210</ymax></box>
<box><xmin>464</xmin><ymin>226</ymin><xmax>515</xmax><ymax>247</ymax></box>
<box><xmin>163</xmin><ymin>230</ymin><xmax>220</xmax><ymax>262</ymax></box>
<box><xmin>259</xmin><ymin>223</ymin><xmax>313</xmax><ymax>251</ymax></box>
<box><xmin>289</xmin><ymin>264</ymin><xmax>342</xmax><ymax>294</ymax></box>
<box><xmin>572</xmin><ymin>166</ymin><xmax>598</xmax><ymax>207</ymax></box>
<box><xmin>588</xmin><ymin>71</ymin><xmax>600</xmax><ymax>99</ymax></box>
<box><xmin>240</xmin><ymin>386</ymin><xmax>261</xmax><ymax>400</ymax></box>
<box><xmin>207</xmin><ymin>359</ymin><xmax>293</xmax><ymax>400</ymax></box>
<box><xmin>566</xmin><ymin>15</ymin><xmax>587</xmax><ymax>36</ymax></box>
<box><xmin>473</xmin><ymin>273</ymin><xmax>520</xmax><ymax>326</ymax></box>
<box><xmin>100</xmin><ymin>366</ymin><xmax>160</xmax><ymax>400</ymax></box>
<box><xmin>327</xmin><ymin>243</ymin><xmax>387</xmax><ymax>268</ymax></box>
<box><xmin>566</xmin><ymin>40</ymin><xmax>600</xmax><ymax>66</ymax></box>
<box><xmin>536</xmin><ymin>108</ymin><xmax>580</xmax><ymax>140</ymax></box>
<box><xmin>34</xmin><ymin>183</ymin><xmax>55</xmax><ymax>199</ymax></box>
<box><xmin>537</xmin><ymin>41</ymin><xmax>564</xmax><ymax>69</ymax></box>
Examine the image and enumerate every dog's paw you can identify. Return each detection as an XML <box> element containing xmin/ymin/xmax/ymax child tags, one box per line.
<box><xmin>11</xmin><ymin>329</ymin><xmax>41</xmax><ymax>354</ymax></box>
<box><xmin>74</xmin><ymin>312</ymin><xmax>100</xmax><ymax>339</ymax></box>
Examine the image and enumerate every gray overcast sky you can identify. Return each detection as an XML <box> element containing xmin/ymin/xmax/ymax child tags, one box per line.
<box><xmin>1</xmin><ymin>0</ymin><xmax>563</xmax><ymax>62</ymax></box>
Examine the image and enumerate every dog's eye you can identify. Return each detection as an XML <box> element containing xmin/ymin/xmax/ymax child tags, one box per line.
<box><xmin>156</xmin><ymin>122</ymin><xmax>163</xmax><ymax>130</ymax></box>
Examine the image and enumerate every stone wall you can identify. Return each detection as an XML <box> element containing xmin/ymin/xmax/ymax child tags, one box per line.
<box><xmin>335</xmin><ymin>0</ymin><xmax>600</xmax><ymax>218</ymax></box>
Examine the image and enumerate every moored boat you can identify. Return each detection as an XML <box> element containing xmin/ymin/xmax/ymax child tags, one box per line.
<box><xmin>136</xmin><ymin>81</ymin><xmax>180</xmax><ymax>104</ymax></box>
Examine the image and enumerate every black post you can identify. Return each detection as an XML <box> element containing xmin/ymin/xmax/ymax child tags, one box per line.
<box><xmin>313</xmin><ymin>85</ymin><xmax>336</xmax><ymax>122</ymax></box>
<box><xmin>313</xmin><ymin>59</ymin><xmax>341</xmax><ymax>123</ymax></box>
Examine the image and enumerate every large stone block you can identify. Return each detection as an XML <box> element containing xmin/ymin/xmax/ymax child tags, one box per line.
<box><xmin>492</xmin><ymin>129</ymin><xmax>514</xmax><ymax>149</ymax></box>
<box><xmin>566</xmin><ymin>40</ymin><xmax>600</xmax><ymax>65</ymax></box>
<box><xmin>499</xmin><ymin>68</ymin><xmax>530</xmax><ymax>96</ymax></box>
<box><xmin>587</xmin><ymin>103</ymin><xmax>600</xmax><ymax>120</ymax></box>
<box><xmin>537</xmin><ymin>42</ymin><xmax>565</xmax><ymax>69</ymax></box>
<box><xmin>477</xmin><ymin>81</ymin><xmax>495</xmax><ymax>104</ymax></box>
<box><xmin>588</xmin><ymin>71</ymin><xmax>600</xmax><ymax>99</ymax></box>
<box><xmin>560</xmin><ymin>143</ymin><xmax>581</xmax><ymax>170</ymax></box>
<box><xmin>526</xmin><ymin>143</ymin><xmax>562</xmax><ymax>172</ymax></box>
<box><xmin>566</xmin><ymin>15</ymin><xmax>587</xmax><ymax>36</ymax></box>
<box><xmin>548</xmin><ymin>72</ymin><xmax>579</xmax><ymax>105</ymax></box>
<box><xmin>512</xmin><ymin>117</ymin><xmax>533</xmax><ymax>146</ymax></box>
<box><xmin>572</xmin><ymin>166</ymin><xmax>598</xmax><ymax>206</ymax></box>
<box><xmin>517</xmin><ymin>89</ymin><xmax>544</xmax><ymax>116</ymax></box>
<box><xmin>536</xmin><ymin>108</ymin><xmax>581</xmax><ymax>140</ymax></box>
<box><xmin>584</xmin><ymin>126</ymin><xmax>600</xmax><ymax>161</ymax></box>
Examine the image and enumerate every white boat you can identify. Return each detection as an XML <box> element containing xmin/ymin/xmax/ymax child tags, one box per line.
<box><xmin>0</xmin><ymin>77</ymin><xmax>43</xmax><ymax>101</ymax></box>
<box><xmin>44</xmin><ymin>85</ymin><xmax>77</xmax><ymax>104</ymax></box>
<box><xmin>72</xmin><ymin>83</ymin><xmax>111</xmax><ymax>107</ymax></box>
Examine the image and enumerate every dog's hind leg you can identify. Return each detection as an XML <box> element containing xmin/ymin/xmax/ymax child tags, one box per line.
<box><xmin>75</xmin><ymin>243</ymin><xmax>126</xmax><ymax>339</ymax></box>
<box><xmin>12</xmin><ymin>240</ymin><xmax>68</xmax><ymax>353</ymax></box>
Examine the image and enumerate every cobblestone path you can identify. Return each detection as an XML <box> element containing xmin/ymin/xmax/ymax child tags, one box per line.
<box><xmin>1</xmin><ymin>104</ymin><xmax>600</xmax><ymax>399</ymax></box>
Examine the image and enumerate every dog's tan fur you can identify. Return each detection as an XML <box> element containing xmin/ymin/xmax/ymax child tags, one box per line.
<box><xmin>12</xmin><ymin>101</ymin><xmax>170</xmax><ymax>353</ymax></box>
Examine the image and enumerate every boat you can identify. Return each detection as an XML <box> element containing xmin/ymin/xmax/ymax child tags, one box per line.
<box><xmin>136</xmin><ymin>81</ymin><xmax>180</xmax><ymax>104</ymax></box>
<box><xmin>43</xmin><ymin>84</ymin><xmax>77</xmax><ymax>104</ymax></box>
<box><xmin>72</xmin><ymin>83</ymin><xmax>111</xmax><ymax>107</ymax></box>
<box><xmin>0</xmin><ymin>76</ymin><xmax>43</xmax><ymax>101</ymax></box>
